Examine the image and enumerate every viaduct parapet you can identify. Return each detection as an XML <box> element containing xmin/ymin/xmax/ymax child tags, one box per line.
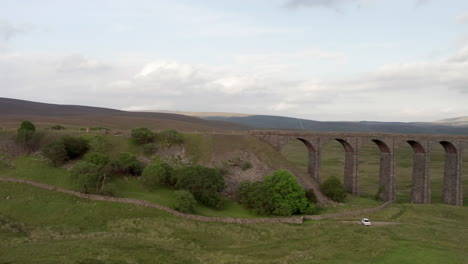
<box><xmin>250</xmin><ymin>130</ymin><xmax>467</xmax><ymax>206</ymax></box>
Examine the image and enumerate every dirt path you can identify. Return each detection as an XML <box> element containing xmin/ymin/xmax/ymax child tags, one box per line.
<box><xmin>337</xmin><ymin>221</ymin><xmax>399</xmax><ymax>226</ymax></box>
<box><xmin>0</xmin><ymin>176</ymin><xmax>393</xmax><ymax>225</ymax></box>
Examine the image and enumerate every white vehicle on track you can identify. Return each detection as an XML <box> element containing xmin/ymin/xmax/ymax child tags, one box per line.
<box><xmin>361</xmin><ymin>218</ymin><xmax>372</xmax><ymax>226</ymax></box>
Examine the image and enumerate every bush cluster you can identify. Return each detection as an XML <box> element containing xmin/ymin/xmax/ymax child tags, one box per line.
<box><xmin>238</xmin><ymin>170</ymin><xmax>316</xmax><ymax>216</ymax></box>
<box><xmin>320</xmin><ymin>176</ymin><xmax>346</xmax><ymax>202</ymax></box>
<box><xmin>173</xmin><ymin>190</ymin><xmax>196</xmax><ymax>213</ymax></box>
<box><xmin>16</xmin><ymin>120</ymin><xmax>41</xmax><ymax>152</ymax></box>
<box><xmin>130</xmin><ymin>128</ymin><xmax>184</xmax><ymax>148</ymax></box>
<box><xmin>42</xmin><ymin>135</ymin><xmax>89</xmax><ymax>167</ymax></box>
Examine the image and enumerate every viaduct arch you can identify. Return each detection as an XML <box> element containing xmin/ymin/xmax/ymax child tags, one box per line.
<box><xmin>251</xmin><ymin>130</ymin><xmax>466</xmax><ymax>206</ymax></box>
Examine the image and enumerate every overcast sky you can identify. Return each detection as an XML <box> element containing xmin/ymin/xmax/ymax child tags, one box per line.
<box><xmin>1</xmin><ymin>0</ymin><xmax>468</xmax><ymax>122</ymax></box>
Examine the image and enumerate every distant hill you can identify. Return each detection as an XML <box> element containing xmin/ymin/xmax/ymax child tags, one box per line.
<box><xmin>434</xmin><ymin>117</ymin><xmax>468</xmax><ymax>127</ymax></box>
<box><xmin>0</xmin><ymin>98</ymin><xmax>249</xmax><ymax>132</ymax></box>
<box><xmin>202</xmin><ymin>115</ymin><xmax>468</xmax><ymax>135</ymax></box>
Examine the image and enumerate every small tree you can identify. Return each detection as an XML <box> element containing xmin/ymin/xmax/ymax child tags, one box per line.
<box><xmin>61</xmin><ymin>135</ymin><xmax>89</xmax><ymax>159</ymax></box>
<box><xmin>131</xmin><ymin>128</ymin><xmax>155</xmax><ymax>145</ymax></box>
<box><xmin>175</xmin><ymin>165</ymin><xmax>225</xmax><ymax>208</ymax></box>
<box><xmin>84</xmin><ymin>152</ymin><xmax>110</xmax><ymax>167</ymax></box>
<box><xmin>16</xmin><ymin>120</ymin><xmax>40</xmax><ymax>151</ymax></box>
<box><xmin>42</xmin><ymin>140</ymin><xmax>68</xmax><ymax>167</ymax></box>
<box><xmin>140</xmin><ymin>161</ymin><xmax>174</xmax><ymax>190</ymax></box>
<box><xmin>110</xmin><ymin>152</ymin><xmax>144</xmax><ymax>176</ymax></box>
<box><xmin>143</xmin><ymin>143</ymin><xmax>158</xmax><ymax>155</ymax></box>
<box><xmin>70</xmin><ymin>161</ymin><xmax>101</xmax><ymax>193</ymax></box>
<box><xmin>174</xmin><ymin>190</ymin><xmax>196</xmax><ymax>213</ymax></box>
<box><xmin>320</xmin><ymin>176</ymin><xmax>347</xmax><ymax>203</ymax></box>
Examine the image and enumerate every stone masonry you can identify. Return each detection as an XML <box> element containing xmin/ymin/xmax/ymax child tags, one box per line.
<box><xmin>251</xmin><ymin>130</ymin><xmax>467</xmax><ymax>206</ymax></box>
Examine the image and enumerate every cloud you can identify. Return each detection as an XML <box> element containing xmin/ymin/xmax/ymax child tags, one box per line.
<box><xmin>285</xmin><ymin>0</ymin><xmax>358</xmax><ymax>10</ymax></box>
<box><xmin>0</xmin><ymin>21</ymin><xmax>30</xmax><ymax>42</ymax></box>
<box><xmin>456</xmin><ymin>12</ymin><xmax>468</xmax><ymax>24</ymax></box>
<box><xmin>2</xmin><ymin>45</ymin><xmax>468</xmax><ymax>122</ymax></box>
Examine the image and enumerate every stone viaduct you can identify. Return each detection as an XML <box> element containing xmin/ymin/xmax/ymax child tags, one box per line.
<box><xmin>251</xmin><ymin>130</ymin><xmax>468</xmax><ymax>206</ymax></box>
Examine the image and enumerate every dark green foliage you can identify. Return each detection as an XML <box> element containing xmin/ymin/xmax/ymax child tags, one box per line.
<box><xmin>240</xmin><ymin>161</ymin><xmax>253</xmax><ymax>171</ymax></box>
<box><xmin>305</xmin><ymin>189</ymin><xmax>318</xmax><ymax>204</ymax></box>
<box><xmin>140</xmin><ymin>161</ymin><xmax>174</xmax><ymax>190</ymax></box>
<box><xmin>42</xmin><ymin>140</ymin><xmax>68</xmax><ymax>167</ymax></box>
<box><xmin>320</xmin><ymin>176</ymin><xmax>347</xmax><ymax>203</ymax></box>
<box><xmin>70</xmin><ymin>161</ymin><xmax>101</xmax><ymax>193</ymax></box>
<box><xmin>174</xmin><ymin>190</ymin><xmax>196</xmax><ymax>213</ymax></box>
<box><xmin>84</xmin><ymin>152</ymin><xmax>110</xmax><ymax>167</ymax></box>
<box><xmin>159</xmin><ymin>129</ymin><xmax>183</xmax><ymax>146</ymax></box>
<box><xmin>50</xmin><ymin>125</ymin><xmax>65</xmax><ymax>130</ymax></box>
<box><xmin>61</xmin><ymin>135</ymin><xmax>89</xmax><ymax>159</ymax></box>
<box><xmin>131</xmin><ymin>128</ymin><xmax>155</xmax><ymax>145</ymax></box>
<box><xmin>111</xmin><ymin>152</ymin><xmax>144</xmax><ymax>176</ymax></box>
<box><xmin>16</xmin><ymin>120</ymin><xmax>40</xmax><ymax>151</ymax></box>
<box><xmin>142</xmin><ymin>143</ymin><xmax>158</xmax><ymax>155</ymax></box>
<box><xmin>238</xmin><ymin>170</ymin><xmax>316</xmax><ymax>216</ymax></box>
<box><xmin>175</xmin><ymin>165</ymin><xmax>225</xmax><ymax>209</ymax></box>
<box><xmin>375</xmin><ymin>186</ymin><xmax>385</xmax><ymax>201</ymax></box>
<box><xmin>88</xmin><ymin>136</ymin><xmax>111</xmax><ymax>153</ymax></box>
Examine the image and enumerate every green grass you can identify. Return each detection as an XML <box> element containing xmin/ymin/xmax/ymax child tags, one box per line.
<box><xmin>1</xmin><ymin>181</ymin><xmax>467</xmax><ymax>263</ymax></box>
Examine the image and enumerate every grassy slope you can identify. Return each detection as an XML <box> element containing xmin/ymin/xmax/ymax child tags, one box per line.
<box><xmin>1</xmin><ymin>181</ymin><xmax>467</xmax><ymax>264</ymax></box>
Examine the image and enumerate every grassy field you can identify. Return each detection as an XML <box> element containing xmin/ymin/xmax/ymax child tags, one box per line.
<box><xmin>1</xmin><ymin>133</ymin><xmax>468</xmax><ymax>263</ymax></box>
<box><xmin>281</xmin><ymin>139</ymin><xmax>468</xmax><ymax>205</ymax></box>
<box><xmin>1</xmin><ymin>181</ymin><xmax>467</xmax><ymax>264</ymax></box>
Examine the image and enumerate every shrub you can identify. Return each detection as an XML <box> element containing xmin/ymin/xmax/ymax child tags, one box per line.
<box><xmin>61</xmin><ymin>135</ymin><xmax>89</xmax><ymax>159</ymax></box>
<box><xmin>50</xmin><ymin>125</ymin><xmax>65</xmax><ymax>130</ymax></box>
<box><xmin>175</xmin><ymin>165</ymin><xmax>225</xmax><ymax>208</ymax></box>
<box><xmin>131</xmin><ymin>128</ymin><xmax>155</xmax><ymax>145</ymax></box>
<box><xmin>143</xmin><ymin>143</ymin><xmax>158</xmax><ymax>155</ymax></box>
<box><xmin>140</xmin><ymin>161</ymin><xmax>174</xmax><ymax>190</ymax></box>
<box><xmin>159</xmin><ymin>129</ymin><xmax>183</xmax><ymax>146</ymax></box>
<box><xmin>84</xmin><ymin>152</ymin><xmax>110</xmax><ymax>167</ymax></box>
<box><xmin>174</xmin><ymin>190</ymin><xmax>196</xmax><ymax>213</ymax></box>
<box><xmin>16</xmin><ymin>120</ymin><xmax>40</xmax><ymax>151</ymax></box>
<box><xmin>320</xmin><ymin>176</ymin><xmax>346</xmax><ymax>203</ymax></box>
<box><xmin>240</xmin><ymin>161</ymin><xmax>253</xmax><ymax>171</ymax></box>
<box><xmin>42</xmin><ymin>140</ymin><xmax>68</xmax><ymax>167</ymax></box>
<box><xmin>238</xmin><ymin>170</ymin><xmax>316</xmax><ymax>216</ymax></box>
<box><xmin>111</xmin><ymin>152</ymin><xmax>144</xmax><ymax>176</ymax></box>
<box><xmin>70</xmin><ymin>161</ymin><xmax>101</xmax><ymax>193</ymax></box>
<box><xmin>88</xmin><ymin>136</ymin><xmax>111</xmax><ymax>153</ymax></box>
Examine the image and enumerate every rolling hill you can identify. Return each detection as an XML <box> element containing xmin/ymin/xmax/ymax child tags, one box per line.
<box><xmin>0</xmin><ymin>98</ymin><xmax>249</xmax><ymax>132</ymax></box>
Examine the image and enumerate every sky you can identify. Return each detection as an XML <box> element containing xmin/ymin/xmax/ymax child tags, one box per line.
<box><xmin>1</xmin><ymin>0</ymin><xmax>468</xmax><ymax>122</ymax></box>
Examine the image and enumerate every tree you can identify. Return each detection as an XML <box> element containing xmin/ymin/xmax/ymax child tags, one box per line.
<box><xmin>110</xmin><ymin>152</ymin><xmax>144</xmax><ymax>176</ymax></box>
<box><xmin>70</xmin><ymin>161</ymin><xmax>101</xmax><ymax>193</ymax></box>
<box><xmin>175</xmin><ymin>165</ymin><xmax>225</xmax><ymax>208</ymax></box>
<box><xmin>140</xmin><ymin>161</ymin><xmax>174</xmax><ymax>190</ymax></box>
<box><xmin>84</xmin><ymin>152</ymin><xmax>110</xmax><ymax>167</ymax></box>
<box><xmin>174</xmin><ymin>190</ymin><xmax>196</xmax><ymax>213</ymax></box>
<box><xmin>320</xmin><ymin>176</ymin><xmax>347</xmax><ymax>203</ymax></box>
<box><xmin>237</xmin><ymin>170</ymin><xmax>316</xmax><ymax>216</ymax></box>
<box><xmin>16</xmin><ymin>120</ymin><xmax>40</xmax><ymax>151</ymax></box>
<box><xmin>61</xmin><ymin>135</ymin><xmax>89</xmax><ymax>159</ymax></box>
<box><xmin>42</xmin><ymin>140</ymin><xmax>68</xmax><ymax>167</ymax></box>
<box><xmin>131</xmin><ymin>128</ymin><xmax>155</xmax><ymax>145</ymax></box>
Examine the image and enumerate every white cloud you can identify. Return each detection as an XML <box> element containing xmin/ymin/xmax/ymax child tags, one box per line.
<box><xmin>0</xmin><ymin>21</ymin><xmax>30</xmax><ymax>42</ymax></box>
<box><xmin>456</xmin><ymin>12</ymin><xmax>468</xmax><ymax>24</ymax></box>
<box><xmin>2</xmin><ymin>45</ymin><xmax>468</xmax><ymax>122</ymax></box>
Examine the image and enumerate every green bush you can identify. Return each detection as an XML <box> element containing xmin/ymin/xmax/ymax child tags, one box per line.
<box><xmin>50</xmin><ymin>125</ymin><xmax>65</xmax><ymax>130</ymax></box>
<box><xmin>131</xmin><ymin>128</ymin><xmax>155</xmax><ymax>145</ymax></box>
<box><xmin>42</xmin><ymin>140</ymin><xmax>68</xmax><ymax>167</ymax></box>
<box><xmin>61</xmin><ymin>135</ymin><xmax>89</xmax><ymax>159</ymax></box>
<box><xmin>16</xmin><ymin>120</ymin><xmax>40</xmax><ymax>151</ymax></box>
<box><xmin>174</xmin><ymin>190</ymin><xmax>196</xmax><ymax>213</ymax></box>
<box><xmin>142</xmin><ymin>143</ymin><xmax>158</xmax><ymax>155</ymax></box>
<box><xmin>110</xmin><ymin>152</ymin><xmax>144</xmax><ymax>176</ymax></box>
<box><xmin>84</xmin><ymin>152</ymin><xmax>110</xmax><ymax>167</ymax></box>
<box><xmin>175</xmin><ymin>165</ymin><xmax>225</xmax><ymax>209</ymax></box>
<box><xmin>159</xmin><ymin>129</ymin><xmax>183</xmax><ymax>146</ymax></box>
<box><xmin>240</xmin><ymin>161</ymin><xmax>253</xmax><ymax>171</ymax></box>
<box><xmin>320</xmin><ymin>176</ymin><xmax>347</xmax><ymax>203</ymax></box>
<box><xmin>140</xmin><ymin>161</ymin><xmax>174</xmax><ymax>190</ymax></box>
<box><xmin>88</xmin><ymin>136</ymin><xmax>111</xmax><ymax>153</ymax></box>
<box><xmin>70</xmin><ymin>161</ymin><xmax>101</xmax><ymax>193</ymax></box>
<box><xmin>238</xmin><ymin>170</ymin><xmax>316</xmax><ymax>216</ymax></box>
